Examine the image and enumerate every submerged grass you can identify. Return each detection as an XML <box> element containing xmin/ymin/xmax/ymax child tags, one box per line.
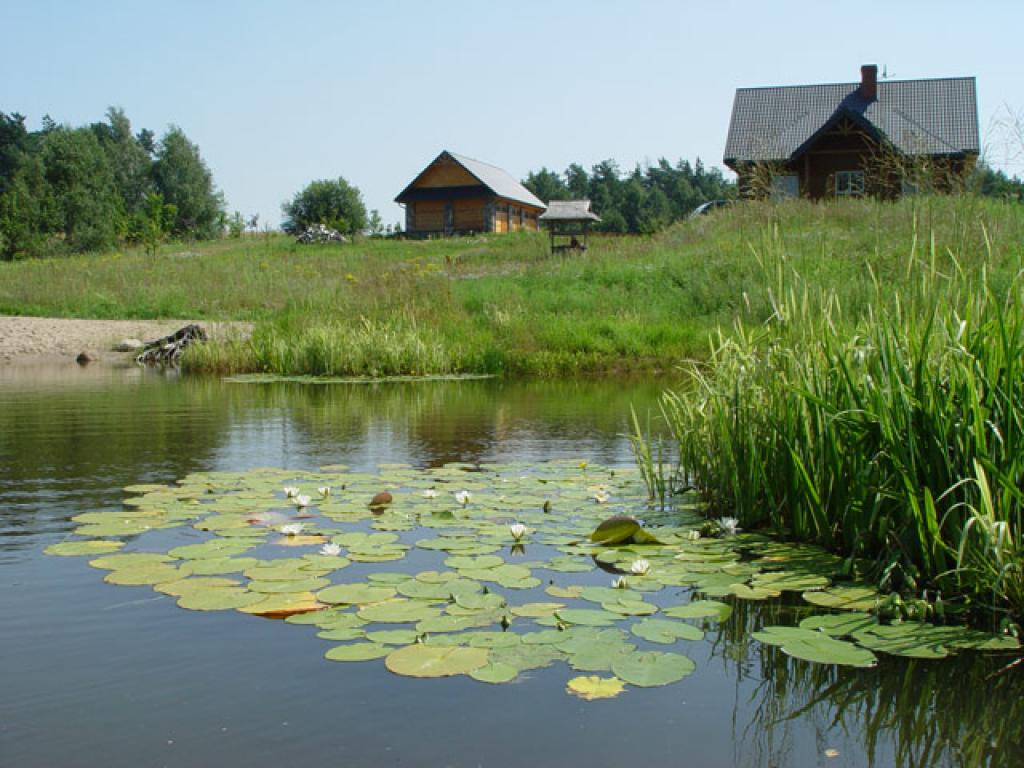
<box><xmin>644</xmin><ymin>206</ymin><xmax>1024</xmax><ymax>620</ymax></box>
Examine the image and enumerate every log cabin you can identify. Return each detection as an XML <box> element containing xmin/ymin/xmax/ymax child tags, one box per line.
<box><xmin>395</xmin><ymin>151</ymin><xmax>546</xmax><ymax>236</ymax></box>
<box><xmin>724</xmin><ymin>65</ymin><xmax>979</xmax><ymax>200</ymax></box>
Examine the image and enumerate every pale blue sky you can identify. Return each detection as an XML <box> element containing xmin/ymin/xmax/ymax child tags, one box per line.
<box><xmin>3</xmin><ymin>0</ymin><xmax>1021</xmax><ymax>227</ymax></box>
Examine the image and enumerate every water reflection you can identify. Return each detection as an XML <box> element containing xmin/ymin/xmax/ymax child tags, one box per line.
<box><xmin>1</xmin><ymin>366</ymin><xmax>1021</xmax><ymax>768</ymax></box>
<box><xmin>704</xmin><ymin>597</ymin><xmax>1024</xmax><ymax>767</ymax></box>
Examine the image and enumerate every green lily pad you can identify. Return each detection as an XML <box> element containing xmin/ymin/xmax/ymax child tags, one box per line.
<box><xmin>317</xmin><ymin>583</ymin><xmax>397</xmax><ymax>605</ymax></box>
<box><xmin>662</xmin><ymin>600</ymin><xmax>733</xmax><ymax>622</ymax></box>
<box><xmin>612</xmin><ymin>651</ymin><xmax>696</xmax><ymax>687</ymax></box>
<box><xmin>365</xmin><ymin>629</ymin><xmax>420</xmax><ymax>645</ymax></box>
<box><xmin>754</xmin><ymin>626</ymin><xmax>878</xmax><ymax>667</ymax></box>
<box><xmin>554</xmin><ymin>608</ymin><xmax>620</xmax><ymax>627</ymax></box>
<box><xmin>177</xmin><ymin>588</ymin><xmax>264</xmax><ymax>611</ymax></box>
<box><xmin>44</xmin><ymin>540</ymin><xmax>124</xmax><ymax>557</ymax></box>
<box><xmin>470</xmin><ymin>662</ymin><xmax>519</xmax><ymax>684</ymax></box>
<box><xmin>590</xmin><ymin>516</ymin><xmax>662</xmax><ymax>546</ymax></box>
<box><xmin>385</xmin><ymin>645</ymin><xmax>490</xmax><ymax>678</ymax></box>
<box><xmin>357</xmin><ymin>599</ymin><xmax>443</xmax><ymax>623</ymax></box>
<box><xmin>631</xmin><ymin>619</ymin><xmax>704</xmax><ymax>644</ymax></box>
<box><xmin>799</xmin><ymin>613</ymin><xmax>876</xmax><ymax>637</ymax></box>
<box><xmin>325</xmin><ymin>642</ymin><xmax>391</xmax><ymax>662</ymax></box>
<box><xmin>802</xmin><ymin>585</ymin><xmax>880</xmax><ymax>612</ymax></box>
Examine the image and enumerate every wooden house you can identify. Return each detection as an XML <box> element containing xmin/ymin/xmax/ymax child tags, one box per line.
<box><xmin>724</xmin><ymin>65</ymin><xmax>979</xmax><ymax>199</ymax></box>
<box><xmin>395</xmin><ymin>151</ymin><xmax>546</xmax><ymax>236</ymax></box>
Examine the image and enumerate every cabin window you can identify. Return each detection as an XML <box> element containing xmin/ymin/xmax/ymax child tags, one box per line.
<box><xmin>770</xmin><ymin>174</ymin><xmax>799</xmax><ymax>201</ymax></box>
<box><xmin>835</xmin><ymin>171</ymin><xmax>865</xmax><ymax>197</ymax></box>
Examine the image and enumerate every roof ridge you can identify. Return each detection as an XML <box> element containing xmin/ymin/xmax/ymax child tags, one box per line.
<box><xmin>735</xmin><ymin>75</ymin><xmax>975</xmax><ymax>93</ymax></box>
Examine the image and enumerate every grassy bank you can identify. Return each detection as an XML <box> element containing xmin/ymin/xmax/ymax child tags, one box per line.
<box><xmin>636</xmin><ymin>199</ymin><xmax>1024</xmax><ymax>621</ymax></box>
<box><xmin>0</xmin><ymin>196</ymin><xmax>1022</xmax><ymax>377</ymax></box>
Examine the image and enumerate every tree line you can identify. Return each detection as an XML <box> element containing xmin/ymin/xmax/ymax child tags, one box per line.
<box><xmin>0</xmin><ymin>108</ymin><xmax>223</xmax><ymax>259</ymax></box>
<box><xmin>523</xmin><ymin>158</ymin><xmax>736</xmax><ymax>234</ymax></box>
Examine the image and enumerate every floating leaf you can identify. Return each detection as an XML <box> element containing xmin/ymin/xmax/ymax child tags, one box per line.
<box><xmin>754</xmin><ymin>626</ymin><xmax>877</xmax><ymax>667</ymax></box>
<box><xmin>566</xmin><ymin>675</ymin><xmax>626</xmax><ymax>700</ymax></box>
<box><xmin>357</xmin><ymin>599</ymin><xmax>443</xmax><ymax>624</ymax></box>
<box><xmin>590</xmin><ymin>516</ymin><xmax>662</xmax><ymax>546</ymax></box>
<box><xmin>317</xmin><ymin>583</ymin><xmax>397</xmax><ymax>605</ymax></box>
<box><xmin>663</xmin><ymin>600</ymin><xmax>733</xmax><ymax>622</ymax></box>
<box><xmin>555</xmin><ymin>608</ymin><xmax>620</xmax><ymax>627</ymax></box>
<box><xmin>612</xmin><ymin>651</ymin><xmax>696</xmax><ymax>687</ymax></box>
<box><xmin>44</xmin><ymin>540</ymin><xmax>124</xmax><ymax>557</ymax></box>
<box><xmin>802</xmin><ymin>585</ymin><xmax>879</xmax><ymax>612</ymax></box>
<box><xmin>631</xmin><ymin>619</ymin><xmax>704</xmax><ymax>644</ymax></box>
<box><xmin>470</xmin><ymin>662</ymin><xmax>519</xmax><ymax>684</ymax></box>
<box><xmin>385</xmin><ymin>645</ymin><xmax>489</xmax><ymax>678</ymax></box>
<box><xmin>325</xmin><ymin>642</ymin><xmax>391</xmax><ymax>662</ymax></box>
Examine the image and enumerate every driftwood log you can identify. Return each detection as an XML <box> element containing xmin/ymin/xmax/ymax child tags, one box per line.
<box><xmin>135</xmin><ymin>324</ymin><xmax>208</xmax><ymax>366</ymax></box>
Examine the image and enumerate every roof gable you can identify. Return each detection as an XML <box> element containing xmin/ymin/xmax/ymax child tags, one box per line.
<box><xmin>724</xmin><ymin>77</ymin><xmax>979</xmax><ymax>165</ymax></box>
<box><xmin>395</xmin><ymin>151</ymin><xmax>545</xmax><ymax>209</ymax></box>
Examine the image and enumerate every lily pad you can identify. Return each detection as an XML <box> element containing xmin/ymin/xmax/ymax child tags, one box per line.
<box><xmin>566</xmin><ymin>675</ymin><xmax>626</xmax><ymax>700</ymax></box>
<box><xmin>611</xmin><ymin>651</ymin><xmax>696</xmax><ymax>687</ymax></box>
<box><xmin>44</xmin><ymin>540</ymin><xmax>124</xmax><ymax>557</ymax></box>
<box><xmin>317</xmin><ymin>583</ymin><xmax>397</xmax><ymax>605</ymax></box>
<box><xmin>325</xmin><ymin>642</ymin><xmax>391</xmax><ymax>662</ymax></box>
<box><xmin>631</xmin><ymin>619</ymin><xmax>704</xmax><ymax>644</ymax></box>
<box><xmin>802</xmin><ymin>585</ymin><xmax>880</xmax><ymax>612</ymax></box>
<box><xmin>385</xmin><ymin>645</ymin><xmax>490</xmax><ymax>678</ymax></box>
<box><xmin>470</xmin><ymin>662</ymin><xmax>519</xmax><ymax>684</ymax></box>
<box><xmin>753</xmin><ymin>626</ymin><xmax>878</xmax><ymax>667</ymax></box>
<box><xmin>662</xmin><ymin>600</ymin><xmax>733</xmax><ymax>622</ymax></box>
<box><xmin>590</xmin><ymin>516</ymin><xmax>662</xmax><ymax>546</ymax></box>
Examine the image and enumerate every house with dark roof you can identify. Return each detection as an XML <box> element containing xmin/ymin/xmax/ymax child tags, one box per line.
<box><xmin>395</xmin><ymin>151</ymin><xmax>546</xmax><ymax>236</ymax></box>
<box><xmin>724</xmin><ymin>65</ymin><xmax>979</xmax><ymax>199</ymax></box>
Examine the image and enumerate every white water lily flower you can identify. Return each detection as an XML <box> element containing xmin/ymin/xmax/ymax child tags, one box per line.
<box><xmin>612</xmin><ymin>576</ymin><xmax>628</xmax><ymax>589</ymax></box>
<box><xmin>593</xmin><ymin>491</ymin><xmax>610</xmax><ymax>504</ymax></box>
<box><xmin>293</xmin><ymin>494</ymin><xmax>312</xmax><ymax>509</ymax></box>
<box><xmin>320</xmin><ymin>542</ymin><xmax>342</xmax><ymax>556</ymax></box>
<box><xmin>454</xmin><ymin>490</ymin><xmax>472</xmax><ymax>506</ymax></box>
<box><xmin>687</xmin><ymin>530</ymin><xmax>702</xmax><ymax>541</ymax></box>
<box><xmin>422</xmin><ymin>489</ymin><xmax>439</xmax><ymax>499</ymax></box>
<box><xmin>509</xmin><ymin>523</ymin><xmax>527</xmax><ymax>540</ymax></box>
<box><xmin>283</xmin><ymin>486</ymin><xmax>300</xmax><ymax>498</ymax></box>
<box><xmin>280</xmin><ymin>522</ymin><xmax>304</xmax><ymax>536</ymax></box>
<box><xmin>630</xmin><ymin>558</ymin><xmax>651</xmax><ymax>576</ymax></box>
<box><xmin>318</xmin><ymin>486</ymin><xmax>331</xmax><ymax>497</ymax></box>
<box><xmin>718</xmin><ymin>517</ymin><xmax>741</xmax><ymax>536</ymax></box>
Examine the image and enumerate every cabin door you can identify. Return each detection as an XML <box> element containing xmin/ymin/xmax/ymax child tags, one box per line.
<box><xmin>444</xmin><ymin>202</ymin><xmax>454</xmax><ymax>234</ymax></box>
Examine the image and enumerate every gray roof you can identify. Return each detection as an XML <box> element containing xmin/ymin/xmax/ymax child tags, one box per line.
<box><xmin>724</xmin><ymin>77</ymin><xmax>979</xmax><ymax>165</ymax></box>
<box><xmin>539</xmin><ymin>200</ymin><xmax>601</xmax><ymax>221</ymax></box>
<box><xmin>395</xmin><ymin>150</ymin><xmax>545</xmax><ymax>209</ymax></box>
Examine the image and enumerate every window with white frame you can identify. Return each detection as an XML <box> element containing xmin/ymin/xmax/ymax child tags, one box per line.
<box><xmin>835</xmin><ymin>170</ymin><xmax>865</xmax><ymax>197</ymax></box>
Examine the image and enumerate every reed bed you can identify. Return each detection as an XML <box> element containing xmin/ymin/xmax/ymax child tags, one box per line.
<box><xmin>649</xmin><ymin>214</ymin><xmax>1024</xmax><ymax>620</ymax></box>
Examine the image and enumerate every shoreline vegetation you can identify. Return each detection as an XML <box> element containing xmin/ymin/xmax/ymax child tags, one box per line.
<box><xmin>3</xmin><ymin>194</ymin><xmax>1024</xmax><ymax>622</ymax></box>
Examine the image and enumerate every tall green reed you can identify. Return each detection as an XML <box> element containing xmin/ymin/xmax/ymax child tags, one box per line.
<box><xmin>651</xmin><ymin>210</ymin><xmax>1024</xmax><ymax>618</ymax></box>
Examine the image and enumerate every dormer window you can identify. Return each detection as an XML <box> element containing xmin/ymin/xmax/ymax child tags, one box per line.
<box><xmin>835</xmin><ymin>171</ymin><xmax>865</xmax><ymax>197</ymax></box>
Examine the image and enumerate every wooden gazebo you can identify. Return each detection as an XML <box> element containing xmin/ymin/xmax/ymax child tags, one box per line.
<box><xmin>538</xmin><ymin>200</ymin><xmax>601</xmax><ymax>255</ymax></box>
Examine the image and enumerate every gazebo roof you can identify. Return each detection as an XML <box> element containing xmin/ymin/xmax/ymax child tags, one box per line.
<box><xmin>539</xmin><ymin>200</ymin><xmax>601</xmax><ymax>222</ymax></box>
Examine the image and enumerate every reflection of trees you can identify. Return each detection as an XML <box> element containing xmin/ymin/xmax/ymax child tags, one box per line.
<box><xmin>250</xmin><ymin>378</ymin><xmax>671</xmax><ymax>468</ymax></box>
<box><xmin>703</xmin><ymin>597</ymin><xmax>1024</xmax><ymax>767</ymax></box>
<box><xmin>0</xmin><ymin>368</ymin><xmax>234</xmax><ymax>556</ymax></box>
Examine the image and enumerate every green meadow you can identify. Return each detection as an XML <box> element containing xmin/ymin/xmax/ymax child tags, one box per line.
<box><xmin>1</xmin><ymin>195</ymin><xmax>1021</xmax><ymax>380</ymax></box>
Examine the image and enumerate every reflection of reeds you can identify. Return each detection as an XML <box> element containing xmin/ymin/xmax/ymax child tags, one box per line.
<box><xmin>702</xmin><ymin>595</ymin><xmax>1024</xmax><ymax>767</ymax></box>
<box><xmin>649</xmin><ymin>202</ymin><xmax>1024</xmax><ymax>618</ymax></box>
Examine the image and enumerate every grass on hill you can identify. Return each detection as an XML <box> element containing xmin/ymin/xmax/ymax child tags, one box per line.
<box><xmin>0</xmin><ymin>195</ymin><xmax>1021</xmax><ymax>378</ymax></box>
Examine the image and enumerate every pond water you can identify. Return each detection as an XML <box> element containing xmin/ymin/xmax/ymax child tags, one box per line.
<box><xmin>1</xmin><ymin>364</ymin><xmax>1020</xmax><ymax>768</ymax></box>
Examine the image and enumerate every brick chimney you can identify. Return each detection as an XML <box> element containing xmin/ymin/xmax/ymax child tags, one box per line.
<box><xmin>860</xmin><ymin>64</ymin><xmax>878</xmax><ymax>101</ymax></box>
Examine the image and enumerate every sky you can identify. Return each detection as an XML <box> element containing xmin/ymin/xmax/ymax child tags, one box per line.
<box><xmin>2</xmin><ymin>0</ymin><xmax>1022</xmax><ymax>228</ymax></box>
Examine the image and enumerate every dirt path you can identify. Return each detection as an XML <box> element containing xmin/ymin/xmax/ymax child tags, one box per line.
<box><xmin>0</xmin><ymin>316</ymin><xmax>250</xmax><ymax>364</ymax></box>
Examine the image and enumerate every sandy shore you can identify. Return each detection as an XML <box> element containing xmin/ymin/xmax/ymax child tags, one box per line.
<box><xmin>0</xmin><ymin>316</ymin><xmax>250</xmax><ymax>364</ymax></box>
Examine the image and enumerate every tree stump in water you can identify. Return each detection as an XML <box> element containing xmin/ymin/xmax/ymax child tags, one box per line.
<box><xmin>135</xmin><ymin>324</ymin><xmax>208</xmax><ymax>367</ymax></box>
